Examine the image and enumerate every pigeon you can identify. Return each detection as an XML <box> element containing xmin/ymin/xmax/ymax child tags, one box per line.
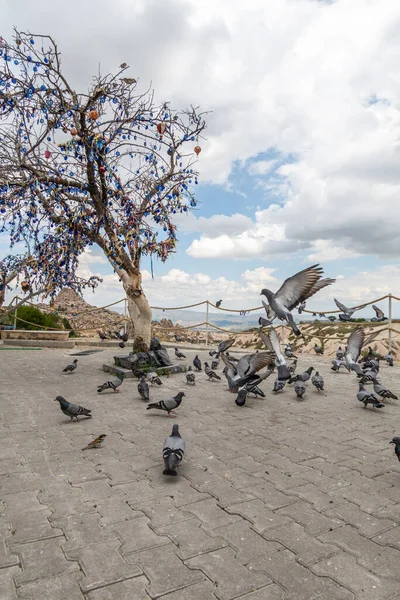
<box><xmin>175</xmin><ymin>347</ymin><xmax>186</xmax><ymax>359</ymax></box>
<box><xmin>258</xmin><ymin>316</ymin><xmax>274</xmax><ymax>328</ymax></box>
<box><xmin>119</xmin><ymin>62</ymin><xmax>128</xmax><ymax>68</ymax></box>
<box><xmin>98</xmin><ymin>330</ymin><xmax>108</xmax><ymax>341</ymax></box>
<box><xmin>372</xmin><ymin>379</ymin><xmax>398</xmax><ymax>401</ymax></box>
<box><xmin>336</xmin><ymin>346</ymin><xmax>344</xmax><ymax>360</ymax></box>
<box><xmin>357</xmin><ymin>383</ymin><xmax>384</xmax><ymax>409</ymax></box>
<box><xmin>215</xmin><ymin>338</ymin><xmax>235</xmax><ymax>358</ymax></box>
<box><xmin>54</xmin><ymin>396</ymin><xmax>92</xmax><ymax>421</ymax></box>
<box><xmin>331</xmin><ymin>358</ymin><xmax>347</xmax><ymax>372</ymax></box>
<box><xmin>360</xmin><ymin>367</ymin><xmax>379</xmax><ymax>384</ymax></box>
<box><xmin>258</xmin><ymin>328</ymin><xmax>291</xmax><ymax>381</ymax></box>
<box><xmin>186</xmin><ymin>368</ymin><xmax>196</xmax><ymax>385</ymax></box>
<box><xmin>216</xmin><ymin>299</ymin><xmax>222</xmax><ymax>308</ymax></box>
<box><xmin>147</xmin><ymin>372</ymin><xmax>162</xmax><ymax>385</ymax></box>
<box><xmin>163</xmin><ymin>424</ymin><xmax>185</xmax><ymax>475</ymax></box>
<box><xmin>334</xmin><ymin>298</ymin><xmax>359</xmax><ymax>321</ymax></box>
<box><xmin>294</xmin><ymin>381</ymin><xmax>306</xmax><ymax>399</ymax></box>
<box><xmin>222</xmin><ymin>365</ymin><xmax>240</xmax><ymax>393</ymax></box>
<box><xmin>204</xmin><ymin>362</ymin><xmax>221</xmax><ymax>381</ymax></box>
<box><xmin>226</xmin><ymin>352</ymin><xmax>239</xmax><ymax>362</ymax></box>
<box><xmin>97</xmin><ymin>376</ymin><xmax>123</xmax><ymax>393</ymax></box>
<box><xmin>261</xmin><ymin>265</ymin><xmax>335</xmax><ymax>336</ymax></box>
<box><xmin>211</xmin><ymin>360</ymin><xmax>220</xmax><ymax>370</ymax></box>
<box><xmin>298</xmin><ymin>300</ymin><xmax>307</xmax><ymax>314</ymax></box>
<box><xmin>193</xmin><ymin>355</ymin><xmax>202</xmax><ymax>371</ymax></box>
<box><xmin>371</xmin><ymin>305</ymin><xmax>387</xmax><ymax>322</ymax></box>
<box><xmin>311</xmin><ymin>371</ymin><xmax>324</xmax><ymax>392</ymax></box>
<box><xmin>345</xmin><ymin>329</ymin><xmax>365</xmax><ymax>376</ymax></box>
<box><xmin>390</xmin><ymin>437</ymin><xmax>400</xmax><ymax>462</ymax></box>
<box><xmin>225</xmin><ymin>347</ymin><xmax>275</xmax><ymax>386</ymax></box>
<box><xmin>313</xmin><ymin>344</ymin><xmax>324</xmax><ymax>355</ymax></box>
<box><xmin>273</xmin><ymin>379</ymin><xmax>286</xmax><ymax>393</ymax></box>
<box><xmin>119</xmin><ymin>342</ymin><xmax>126</xmax><ymax>349</ymax></box>
<box><xmin>138</xmin><ymin>376</ymin><xmax>150</xmax><ymax>401</ymax></box>
<box><xmin>147</xmin><ymin>392</ymin><xmax>185</xmax><ymax>417</ymax></box>
<box><xmin>258</xmin><ymin>300</ymin><xmax>276</xmax><ymax>327</ymax></box>
<box><xmin>289</xmin><ymin>359</ymin><xmax>298</xmax><ymax>375</ymax></box>
<box><xmin>284</xmin><ymin>345</ymin><xmax>297</xmax><ymax>359</ymax></box>
<box><xmin>385</xmin><ymin>353</ymin><xmax>394</xmax><ymax>367</ymax></box>
<box><xmin>82</xmin><ymin>434</ymin><xmax>106</xmax><ymax>451</ymax></box>
<box><xmin>235</xmin><ymin>388</ymin><xmax>248</xmax><ymax>407</ymax></box>
<box><xmin>63</xmin><ymin>359</ymin><xmax>78</xmax><ymax>373</ymax></box>
<box><xmin>209</xmin><ymin>350</ymin><xmax>217</xmax><ymax>357</ymax></box>
<box><xmin>120</xmin><ymin>331</ymin><xmax>129</xmax><ymax>342</ymax></box>
<box><xmin>289</xmin><ymin>367</ymin><xmax>314</xmax><ymax>384</ymax></box>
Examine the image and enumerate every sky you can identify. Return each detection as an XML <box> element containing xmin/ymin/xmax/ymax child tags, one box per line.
<box><xmin>1</xmin><ymin>0</ymin><xmax>400</xmax><ymax>318</ymax></box>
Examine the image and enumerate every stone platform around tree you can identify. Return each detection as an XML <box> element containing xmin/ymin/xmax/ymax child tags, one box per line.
<box><xmin>103</xmin><ymin>363</ymin><xmax>187</xmax><ymax>379</ymax></box>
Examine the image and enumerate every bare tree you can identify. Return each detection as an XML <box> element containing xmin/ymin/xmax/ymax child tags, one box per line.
<box><xmin>0</xmin><ymin>31</ymin><xmax>206</xmax><ymax>345</ymax></box>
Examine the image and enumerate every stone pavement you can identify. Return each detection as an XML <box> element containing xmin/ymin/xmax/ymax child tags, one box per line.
<box><xmin>1</xmin><ymin>345</ymin><xmax>400</xmax><ymax>600</ymax></box>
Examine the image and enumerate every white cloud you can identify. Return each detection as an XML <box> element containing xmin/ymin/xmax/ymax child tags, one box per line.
<box><xmin>247</xmin><ymin>159</ymin><xmax>277</xmax><ymax>176</ymax></box>
<box><xmin>174</xmin><ymin>212</ymin><xmax>254</xmax><ymax>238</ymax></box>
<box><xmin>306</xmin><ymin>240</ymin><xmax>361</xmax><ymax>262</ymax></box>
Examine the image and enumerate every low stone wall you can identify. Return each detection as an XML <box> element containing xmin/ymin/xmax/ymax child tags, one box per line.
<box><xmin>0</xmin><ymin>329</ymin><xmax>70</xmax><ymax>341</ymax></box>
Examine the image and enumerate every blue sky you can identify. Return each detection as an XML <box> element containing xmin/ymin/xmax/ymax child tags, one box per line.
<box><xmin>2</xmin><ymin>0</ymin><xmax>400</xmax><ymax>318</ymax></box>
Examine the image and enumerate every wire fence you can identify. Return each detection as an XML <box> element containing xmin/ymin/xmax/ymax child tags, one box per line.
<box><xmin>2</xmin><ymin>293</ymin><xmax>398</xmax><ymax>351</ymax></box>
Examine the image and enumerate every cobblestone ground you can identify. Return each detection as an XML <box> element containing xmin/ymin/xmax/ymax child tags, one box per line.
<box><xmin>1</xmin><ymin>345</ymin><xmax>400</xmax><ymax>599</ymax></box>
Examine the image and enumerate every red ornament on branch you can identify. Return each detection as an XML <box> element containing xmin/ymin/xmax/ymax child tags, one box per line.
<box><xmin>194</xmin><ymin>145</ymin><xmax>201</xmax><ymax>155</ymax></box>
<box><xmin>89</xmin><ymin>109</ymin><xmax>99</xmax><ymax>120</ymax></box>
<box><xmin>44</xmin><ymin>149</ymin><xmax>51</xmax><ymax>160</ymax></box>
<box><xmin>157</xmin><ymin>123</ymin><xmax>167</xmax><ymax>137</ymax></box>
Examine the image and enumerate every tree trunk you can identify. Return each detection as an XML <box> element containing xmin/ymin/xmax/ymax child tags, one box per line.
<box><xmin>120</xmin><ymin>271</ymin><xmax>152</xmax><ymax>347</ymax></box>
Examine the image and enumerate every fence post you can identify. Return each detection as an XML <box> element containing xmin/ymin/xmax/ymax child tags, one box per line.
<box><xmin>281</xmin><ymin>324</ymin><xmax>285</xmax><ymax>352</ymax></box>
<box><xmin>124</xmin><ymin>297</ymin><xmax>127</xmax><ymax>333</ymax></box>
<box><xmin>388</xmin><ymin>293</ymin><xmax>392</xmax><ymax>353</ymax></box>
<box><xmin>205</xmin><ymin>301</ymin><xmax>209</xmax><ymax>347</ymax></box>
<box><xmin>13</xmin><ymin>296</ymin><xmax>18</xmax><ymax>330</ymax></box>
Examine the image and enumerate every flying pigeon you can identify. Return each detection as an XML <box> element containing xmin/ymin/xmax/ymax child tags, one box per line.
<box><xmin>258</xmin><ymin>316</ymin><xmax>274</xmax><ymax>328</ymax></box>
<box><xmin>193</xmin><ymin>355</ymin><xmax>202</xmax><ymax>371</ymax></box>
<box><xmin>371</xmin><ymin>305</ymin><xmax>387</xmax><ymax>322</ymax></box>
<box><xmin>97</xmin><ymin>376</ymin><xmax>123</xmax><ymax>393</ymax></box>
<box><xmin>385</xmin><ymin>353</ymin><xmax>394</xmax><ymax>367</ymax></box>
<box><xmin>371</xmin><ymin>379</ymin><xmax>398</xmax><ymax>400</ymax></box>
<box><xmin>216</xmin><ymin>299</ymin><xmax>223</xmax><ymax>308</ymax></box>
<box><xmin>82</xmin><ymin>434</ymin><xmax>106</xmax><ymax>451</ymax></box>
<box><xmin>258</xmin><ymin>300</ymin><xmax>276</xmax><ymax>326</ymax></box>
<box><xmin>186</xmin><ymin>367</ymin><xmax>196</xmax><ymax>385</ymax></box>
<box><xmin>211</xmin><ymin>360</ymin><xmax>220</xmax><ymax>370</ymax></box>
<box><xmin>258</xmin><ymin>328</ymin><xmax>291</xmax><ymax>381</ymax></box>
<box><xmin>289</xmin><ymin>366</ymin><xmax>314</xmax><ymax>384</ymax></box>
<box><xmin>63</xmin><ymin>359</ymin><xmax>78</xmax><ymax>373</ymax></box>
<box><xmin>215</xmin><ymin>338</ymin><xmax>235</xmax><ymax>358</ymax></box>
<box><xmin>163</xmin><ymin>424</ymin><xmax>185</xmax><ymax>475</ymax></box>
<box><xmin>138</xmin><ymin>376</ymin><xmax>150</xmax><ymax>401</ymax></box>
<box><xmin>357</xmin><ymin>383</ymin><xmax>384</xmax><ymax>409</ymax></box>
<box><xmin>294</xmin><ymin>381</ymin><xmax>306</xmax><ymax>399</ymax></box>
<box><xmin>175</xmin><ymin>347</ymin><xmax>186</xmax><ymax>359</ymax></box>
<box><xmin>54</xmin><ymin>396</ymin><xmax>92</xmax><ymax>421</ymax></box>
<box><xmin>313</xmin><ymin>344</ymin><xmax>324</xmax><ymax>355</ymax></box>
<box><xmin>273</xmin><ymin>379</ymin><xmax>286</xmax><ymax>393</ymax></box>
<box><xmin>261</xmin><ymin>265</ymin><xmax>335</xmax><ymax>336</ymax></box>
<box><xmin>390</xmin><ymin>437</ymin><xmax>400</xmax><ymax>462</ymax></box>
<box><xmin>334</xmin><ymin>298</ymin><xmax>359</xmax><ymax>321</ymax></box>
<box><xmin>204</xmin><ymin>362</ymin><xmax>221</xmax><ymax>381</ymax></box>
<box><xmin>311</xmin><ymin>371</ymin><xmax>324</xmax><ymax>392</ymax></box>
<box><xmin>147</xmin><ymin>372</ymin><xmax>162</xmax><ymax>385</ymax></box>
<box><xmin>336</xmin><ymin>346</ymin><xmax>344</xmax><ymax>360</ymax></box>
<box><xmin>345</xmin><ymin>329</ymin><xmax>365</xmax><ymax>376</ymax></box>
<box><xmin>298</xmin><ymin>300</ymin><xmax>307</xmax><ymax>314</ymax></box>
<box><xmin>147</xmin><ymin>392</ymin><xmax>185</xmax><ymax>417</ymax></box>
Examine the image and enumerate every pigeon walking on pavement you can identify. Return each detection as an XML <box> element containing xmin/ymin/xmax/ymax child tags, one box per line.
<box><xmin>261</xmin><ymin>264</ymin><xmax>335</xmax><ymax>336</ymax></box>
<box><xmin>193</xmin><ymin>355</ymin><xmax>202</xmax><ymax>371</ymax></box>
<box><xmin>63</xmin><ymin>359</ymin><xmax>78</xmax><ymax>373</ymax></box>
<box><xmin>186</xmin><ymin>366</ymin><xmax>196</xmax><ymax>385</ymax></box>
<box><xmin>211</xmin><ymin>360</ymin><xmax>220</xmax><ymax>370</ymax></box>
<box><xmin>385</xmin><ymin>353</ymin><xmax>394</xmax><ymax>367</ymax></box>
<box><xmin>54</xmin><ymin>396</ymin><xmax>92</xmax><ymax>421</ymax></box>
<box><xmin>82</xmin><ymin>434</ymin><xmax>106</xmax><ymax>450</ymax></box>
<box><xmin>371</xmin><ymin>379</ymin><xmax>398</xmax><ymax>401</ymax></box>
<box><xmin>357</xmin><ymin>383</ymin><xmax>384</xmax><ymax>409</ymax></box>
<box><xmin>294</xmin><ymin>381</ymin><xmax>306</xmax><ymax>400</ymax></box>
<box><xmin>273</xmin><ymin>379</ymin><xmax>286</xmax><ymax>393</ymax></box>
<box><xmin>313</xmin><ymin>344</ymin><xmax>324</xmax><ymax>355</ymax></box>
<box><xmin>336</xmin><ymin>346</ymin><xmax>344</xmax><ymax>360</ymax></box>
<box><xmin>390</xmin><ymin>437</ymin><xmax>400</xmax><ymax>462</ymax></box>
<box><xmin>289</xmin><ymin>366</ymin><xmax>314</xmax><ymax>384</ymax></box>
<box><xmin>138</xmin><ymin>376</ymin><xmax>150</xmax><ymax>401</ymax></box>
<box><xmin>163</xmin><ymin>424</ymin><xmax>185</xmax><ymax>475</ymax></box>
<box><xmin>147</xmin><ymin>392</ymin><xmax>185</xmax><ymax>417</ymax></box>
<box><xmin>204</xmin><ymin>362</ymin><xmax>221</xmax><ymax>381</ymax></box>
<box><xmin>311</xmin><ymin>371</ymin><xmax>324</xmax><ymax>392</ymax></box>
<box><xmin>97</xmin><ymin>376</ymin><xmax>123</xmax><ymax>393</ymax></box>
<box><xmin>175</xmin><ymin>348</ymin><xmax>186</xmax><ymax>360</ymax></box>
<box><xmin>147</xmin><ymin>372</ymin><xmax>162</xmax><ymax>386</ymax></box>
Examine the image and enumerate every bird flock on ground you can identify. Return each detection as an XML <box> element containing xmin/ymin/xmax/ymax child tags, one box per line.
<box><xmin>54</xmin><ymin>264</ymin><xmax>400</xmax><ymax>472</ymax></box>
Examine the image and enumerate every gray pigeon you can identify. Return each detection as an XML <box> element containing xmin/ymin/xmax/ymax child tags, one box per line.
<box><xmin>147</xmin><ymin>372</ymin><xmax>162</xmax><ymax>385</ymax></box>
<box><xmin>54</xmin><ymin>396</ymin><xmax>92</xmax><ymax>421</ymax></box>
<box><xmin>97</xmin><ymin>376</ymin><xmax>123</xmax><ymax>393</ymax></box>
<box><xmin>63</xmin><ymin>359</ymin><xmax>78</xmax><ymax>373</ymax></box>
<box><xmin>313</xmin><ymin>344</ymin><xmax>324</xmax><ymax>355</ymax></box>
<box><xmin>334</xmin><ymin>298</ymin><xmax>359</xmax><ymax>321</ymax></box>
<box><xmin>390</xmin><ymin>437</ymin><xmax>400</xmax><ymax>462</ymax></box>
<box><xmin>385</xmin><ymin>353</ymin><xmax>394</xmax><ymax>367</ymax></box>
<box><xmin>289</xmin><ymin>359</ymin><xmax>297</xmax><ymax>374</ymax></box>
<box><xmin>258</xmin><ymin>328</ymin><xmax>290</xmax><ymax>381</ymax></box>
<box><xmin>204</xmin><ymin>362</ymin><xmax>221</xmax><ymax>381</ymax></box>
<box><xmin>175</xmin><ymin>347</ymin><xmax>186</xmax><ymax>359</ymax></box>
<box><xmin>372</xmin><ymin>379</ymin><xmax>398</xmax><ymax>400</ymax></box>
<box><xmin>211</xmin><ymin>359</ymin><xmax>220</xmax><ymax>370</ymax></box>
<box><xmin>371</xmin><ymin>305</ymin><xmax>386</xmax><ymax>322</ymax></box>
<box><xmin>357</xmin><ymin>383</ymin><xmax>384</xmax><ymax>408</ymax></box>
<box><xmin>345</xmin><ymin>329</ymin><xmax>365</xmax><ymax>376</ymax></box>
<box><xmin>258</xmin><ymin>300</ymin><xmax>276</xmax><ymax>327</ymax></box>
<box><xmin>193</xmin><ymin>355</ymin><xmax>202</xmax><ymax>371</ymax></box>
<box><xmin>216</xmin><ymin>299</ymin><xmax>223</xmax><ymax>308</ymax></box>
<box><xmin>331</xmin><ymin>358</ymin><xmax>347</xmax><ymax>372</ymax></box>
<box><xmin>273</xmin><ymin>379</ymin><xmax>286</xmax><ymax>393</ymax></box>
<box><xmin>261</xmin><ymin>265</ymin><xmax>335</xmax><ymax>336</ymax></box>
<box><xmin>215</xmin><ymin>338</ymin><xmax>235</xmax><ymax>358</ymax></box>
<box><xmin>138</xmin><ymin>376</ymin><xmax>150</xmax><ymax>401</ymax></box>
<box><xmin>147</xmin><ymin>392</ymin><xmax>185</xmax><ymax>417</ymax></box>
<box><xmin>186</xmin><ymin>366</ymin><xmax>195</xmax><ymax>385</ymax></box>
<box><xmin>311</xmin><ymin>371</ymin><xmax>324</xmax><ymax>392</ymax></box>
<box><xmin>163</xmin><ymin>424</ymin><xmax>185</xmax><ymax>475</ymax></box>
<box><xmin>336</xmin><ymin>346</ymin><xmax>344</xmax><ymax>360</ymax></box>
<box><xmin>294</xmin><ymin>381</ymin><xmax>306</xmax><ymax>399</ymax></box>
<box><xmin>289</xmin><ymin>366</ymin><xmax>314</xmax><ymax>384</ymax></box>
<box><xmin>297</xmin><ymin>300</ymin><xmax>306</xmax><ymax>314</ymax></box>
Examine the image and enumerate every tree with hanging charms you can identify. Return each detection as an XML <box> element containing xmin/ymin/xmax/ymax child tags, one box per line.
<box><xmin>0</xmin><ymin>30</ymin><xmax>206</xmax><ymax>346</ymax></box>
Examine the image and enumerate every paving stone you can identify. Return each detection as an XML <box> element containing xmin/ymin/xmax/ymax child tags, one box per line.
<box><xmin>85</xmin><ymin>576</ymin><xmax>150</xmax><ymax>600</ymax></box>
<box><xmin>53</xmin><ymin>512</ymin><xmax>115</xmax><ymax>551</ymax></box>
<box><xmin>0</xmin><ymin>566</ymin><xmax>19</xmax><ymax>600</ymax></box>
<box><xmin>233</xmin><ymin>586</ymin><xmax>286</xmax><ymax>600</ymax></box>
<box><xmin>6</xmin><ymin>509</ymin><xmax>63</xmax><ymax>544</ymax></box>
<box><xmin>301</xmin><ymin>457</ymin><xmax>352</xmax><ymax>478</ymax></box>
<box><xmin>1</xmin><ymin>490</ymin><xmax>44</xmax><ymax>516</ymax></box>
<box><xmin>125</xmin><ymin>543</ymin><xmax>204</xmax><ymax>597</ymax></box>
<box><xmin>153</xmin><ymin>580</ymin><xmax>218</xmax><ymax>600</ymax></box>
<box><xmin>186</xmin><ymin>546</ymin><xmax>271</xmax><ymax>600</ymax></box>
<box><xmin>276</xmin><ymin>500</ymin><xmax>344</xmax><ymax>535</ymax></box>
<box><xmin>183</xmin><ymin>498</ymin><xmax>241</xmax><ymax>530</ymax></box>
<box><xmin>213</xmin><ymin>520</ymin><xmax>282</xmax><ymax>564</ymax></box>
<box><xmin>329</xmin><ymin>484</ymin><xmax>395</xmax><ymax>513</ymax></box>
<box><xmin>285</xmin><ymin>483</ymin><xmax>342</xmax><ymax>511</ymax></box>
<box><xmin>312</xmin><ymin>551</ymin><xmax>400</xmax><ymax>600</ymax></box>
<box><xmin>319</xmin><ymin>524</ymin><xmax>400</xmax><ymax>578</ymax></box>
<box><xmin>111</xmin><ymin>517</ymin><xmax>170</xmax><ymax>555</ymax></box>
<box><xmin>325</xmin><ymin>502</ymin><xmax>398</xmax><ymax>537</ymax></box>
<box><xmin>17</xmin><ymin>573</ymin><xmax>84</xmax><ymax>600</ymax></box>
<box><xmin>157</xmin><ymin>518</ymin><xmax>228</xmax><ymax>559</ymax></box>
<box><xmin>248</xmin><ymin>548</ymin><xmax>353</xmax><ymax>600</ymax></box>
<box><xmin>116</xmin><ymin>479</ymin><xmax>166</xmax><ymax>503</ymax></box>
<box><xmin>198</xmin><ymin>478</ymin><xmax>255</xmax><ymax>507</ymax></box>
<box><xmin>0</xmin><ymin>524</ymin><xmax>20</xmax><ymax>568</ymax></box>
<box><xmin>73</xmin><ymin>479</ymin><xmax>124</xmax><ymax>503</ymax></box>
<box><xmin>12</xmin><ymin>538</ymin><xmax>80</xmax><ymax>585</ymax></box>
<box><xmin>95</xmin><ymin>497</ymin><xmax>142</xmax><ymax>525</ymax></box>
<box><xmin>245</xmin><ymin>481</ymin><xmax>298</xmax><ymax>510</ymax></box>
<box><xmin>227</xmin><ymin>499</ymin><xmax>292</xmax><ymax>534</ymax></box>
<box><xmin>373</xmin><ymin>525</ymin><xmax>400</xmax><ymax>550</ymax></box>
<box><xmin>132</xmin><ymin>496</ymin><xmax>193</xmax><ymax>527</ymax></box>
<box><xmin>65</xmin><ymin>538</ymin><xmax>142</xmax><ymax>593</ymax></box>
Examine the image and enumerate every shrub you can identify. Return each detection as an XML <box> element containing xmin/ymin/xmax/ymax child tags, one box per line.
<box><xmin>10</xmin><ymin>305</ymin><xmax>64</xmax><ymax>330</ymax></box>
